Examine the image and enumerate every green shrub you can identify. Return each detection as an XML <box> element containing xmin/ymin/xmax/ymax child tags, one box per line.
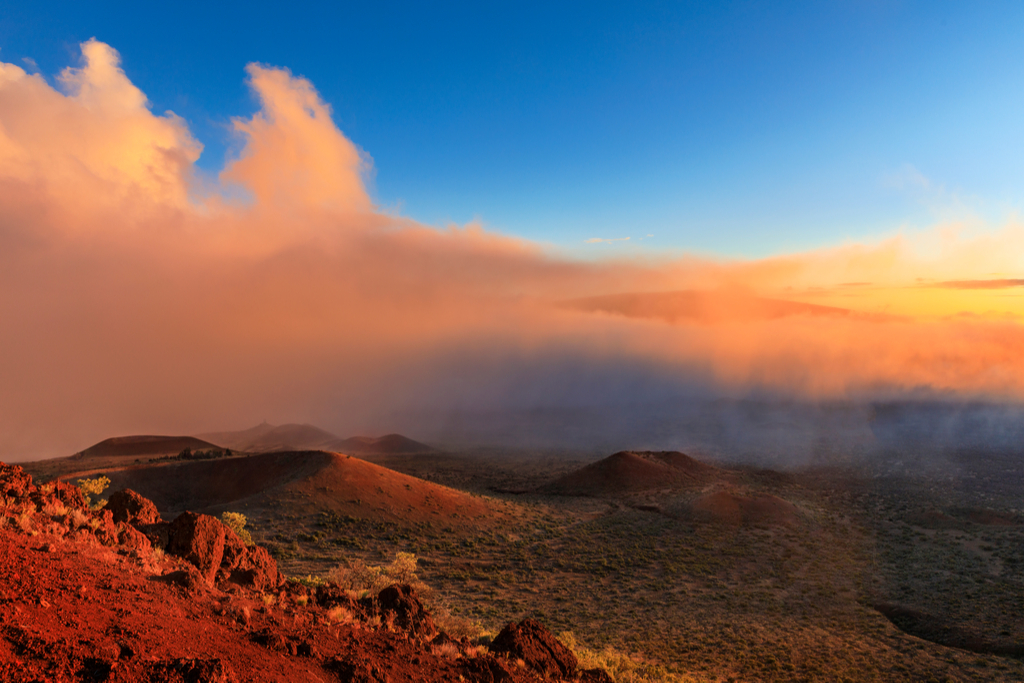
<box><xmin>221</xmin><ymin>511</ymin><xmax>253</xmax><ymax>545</ymax></box>
<box><xmin>327</xmin><ymin>551</ymin><xmax>425</xmax><ymax>597</ymax></box>
<box><xmin>76</xmin><ymin>476</ymin><xmax>110</xmax><ymax>510</ymax></box>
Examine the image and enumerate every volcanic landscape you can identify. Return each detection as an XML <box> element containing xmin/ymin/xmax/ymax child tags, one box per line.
<box><xmin>0</xmin><ymin>417</ymin><xmax>1021</xmax><ymax>682</ymax></box>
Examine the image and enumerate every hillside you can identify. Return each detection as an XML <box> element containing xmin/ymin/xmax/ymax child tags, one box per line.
<box><xmin>0</xmin><ymin>462</ymin><xmax>610</xmax><ymax>683</ymax></box>
<box><xmin>76</xmin><ymin>435</ymin><xmax>222</xmax><ymax>458</ymax></box>
<box><xmin>542</xmin><ymin>450</ymin><xmax>721</xmax><ymax>496</ymax></box>
<box><xmin>97</xmin><ymin>450</ymin><xmax>509</xmax><ymax>525</ymax></box>
<box><xmin>201</xmin><ymin>423</ymin><xmax>435</xmax><ymax>455</ymax></box>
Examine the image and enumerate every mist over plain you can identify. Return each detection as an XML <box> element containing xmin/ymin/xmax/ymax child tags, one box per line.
<box><xmin>2</xmin><ymin>41</ymin><xmax>1024</xmax><ymax>462</ymax></box>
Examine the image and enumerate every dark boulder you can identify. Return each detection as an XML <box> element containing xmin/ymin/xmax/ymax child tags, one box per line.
<box><xmin>104</xmin><ymin>489</ymin><xmax>161</xmax><ymax>526</ymax></box>
<box><xmin>489</xmin><ymin>618</ymin><xmax>578</xmax><ymax>679</ymax></box>
<box><xmin>375</xmin><ymin>584</ymin><xmax>435</xmax><ymax>638</ymax></box>
<box><xmin>225</xmin><ymin>545</ymin><xmax>282</xmax><ymax>592</ymax></box>
<box><xmin>166</xmin><ymin>512</ymin><xmax>225</xmax><ymax>585</ymax></box>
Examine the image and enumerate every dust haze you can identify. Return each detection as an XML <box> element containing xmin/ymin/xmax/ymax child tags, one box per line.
<box><xmin>2</xmin><ymin>41</ymin><xmax>1024</xmax><ymax>461</ymax></box>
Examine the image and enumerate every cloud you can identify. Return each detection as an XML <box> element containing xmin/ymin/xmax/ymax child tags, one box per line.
<box><xmin>934</xmin><ymin>279</ymin><xmax>1024</xmax><ymax>289</ymax></box>
<box><xmin>1</xmin><ymin>40</ymin><xmax>1024</xmax><ymax>460</ymax></box>
<box><xmin>585</xmin><ymin>236</ymin><xmax>631</xmax><ymax>244</ymax></box>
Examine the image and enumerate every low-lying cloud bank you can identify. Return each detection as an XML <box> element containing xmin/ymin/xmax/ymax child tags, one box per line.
<box><xmin>2</xmin><ymin>41</ymin><xmax>1023</xmax><ymax>460</ymax></box>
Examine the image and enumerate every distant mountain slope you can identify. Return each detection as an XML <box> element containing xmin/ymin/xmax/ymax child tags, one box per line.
<box><xmin>201</xmin><ymin>424</ymin><xmax>435</xmax><ymax>454</ymax></box>
<box><xmin>75</xmin><ymin>435</ymin><xmax>221</xmax><ymax>458</ymax></box>
<box><xmin>331</xmin><ymin>434</ymin><xmax>435</xmax><ymax>454</ymax></box>
<box><xmin>200</xmin><ymin>423</ymin><xmax>339</xmax><ymax>452</ymax></box>
<box><xmin>542</xmin><ymin>450</ymin><xmax>719</xmax><ymax>496</ymax></box>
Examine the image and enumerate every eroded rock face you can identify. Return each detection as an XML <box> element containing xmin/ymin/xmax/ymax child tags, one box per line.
<box><xmin>226</xmin><ymin>545</ymin><xmax>282</xmax><ymax>592</ymax></box>
<box><xmin>489</xmin><ymin>619</ymin><xmax>578</xmax><ymax>680</ymax></box>
<box><xmin>104</xmin><ymin>489</ymin><xmax>161</xmax><ymax>526</ymax></box>
<box><xmin>166</xmin><ymin>512</ymin><xmax>225</xmax><ymax>585</ymax></box>
<box><xmin>376</xmin><ymin>584</ymin><xmax>435</xmax><ymax>638</ymax></box>
<box><xmin>220</xmin><ymin>528</ymin><xmax>247</xmax><ymax>573</ymax></box>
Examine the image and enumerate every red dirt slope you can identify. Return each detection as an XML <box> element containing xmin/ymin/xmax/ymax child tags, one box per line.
<box><xmin>98</xmin><ymin>451</ymin><xmax>508</xmax><ymax>525</ymax></box>
<box><xmin>543</xmin><ymin>450</ymin><xmax>720</xmax><ymax>496</ymax></box>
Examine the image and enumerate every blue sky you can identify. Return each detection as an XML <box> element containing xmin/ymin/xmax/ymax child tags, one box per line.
<box><xmin>3</xmin><ymin>1</ymin><xmax>1024</xmax><ymax>257</ymax></box>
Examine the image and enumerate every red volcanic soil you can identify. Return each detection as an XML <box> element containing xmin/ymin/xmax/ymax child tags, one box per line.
<box><xmin>75</xmin><ymin>435</ymin><xmax>221</xmax><ymax>458</ymax></box>
<box><xmin>0</xmin><ymin>463</ymin><xmax>609</xmax><ymax>683</ymax></box>
<box><xmin>543</xmin><ymin>450</ymin><xmax>720</xmax><ymax>496</ymax></box>
<box><xmin>688</xmin><ymin>489</ymin><xmax>800</xmax><ymax>527</ymax></box>
<box><xmin>98</xmin><ymin>451</ymin><xmax>506</xmax><ymax>524</ymax></box>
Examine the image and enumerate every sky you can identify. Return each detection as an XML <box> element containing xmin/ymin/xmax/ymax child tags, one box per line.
<box><xmin>2</xmin><ymin>3</ymin><xmax>1024</xmax><ymax>459</ymax></box>
<box><xmin>5</xmin><ymin>1</ymin><xmax>1024</xmax><ymax>255</ymax></box>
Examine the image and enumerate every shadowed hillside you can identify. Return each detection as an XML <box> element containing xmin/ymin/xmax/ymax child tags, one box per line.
<box><xmin>97</xmin><ymin>450</ymin><xmax>508</xmax><ymax>525</ymax></box>
<box><xmin>75</xmin><ymin>435</ymin><xmax>221</xmax><ymax>458</ymax></box>
<box><xmin>542</xmin><ymin>450</ymin><xmax>721</xmax><ymax>496</ymax></box>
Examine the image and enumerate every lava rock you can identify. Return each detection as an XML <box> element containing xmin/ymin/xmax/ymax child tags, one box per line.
<box><xmin>117</xmin><ymin>522</ymin><xmax>153</xmax><ymax>554</ymax></box>
<box><xmin>226</xmin><ymin>545</ymin><xmax>283</xmax><ymax>592</ymax></box>
<box><xmin>375</xmin><ymin>584</ymin><xmax>435</xmax><ymax>638</ymax></box>
<box><xmin>167</xmin><ymin>512</ymin><xmax>226</xmax><ymax>585</ymax></box>
<box><xmin>104</xmin><ymin>489</ymin><xmax>161</xmax><ymax>526</ymax></box>
<box><xmin>489</xmin><ymin>618</ymin><xmax>578</xmax><ymax>679</ymax></box>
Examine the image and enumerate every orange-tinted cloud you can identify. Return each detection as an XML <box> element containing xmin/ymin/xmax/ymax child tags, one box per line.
<box><xmin>1</xmin><ymin>40</ymin><xmax>1023</xmax><ymax>460</ymax></box>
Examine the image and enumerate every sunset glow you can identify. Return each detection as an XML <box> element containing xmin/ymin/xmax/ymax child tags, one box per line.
<box><xmin>1</xmin><ymin>30</ymin><xmax>1023</xmax><ymax>458</ymax></box>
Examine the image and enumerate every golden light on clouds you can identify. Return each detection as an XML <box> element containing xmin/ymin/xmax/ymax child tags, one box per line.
<box><xmin>1</xmin><ymin>40</ymin><xmax>1023</xmax><ymax>457</ymax></box>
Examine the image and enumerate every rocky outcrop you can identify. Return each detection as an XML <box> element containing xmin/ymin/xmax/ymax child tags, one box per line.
<box><xmin>375</xmin><ymin>584</ymin><xmax>436</xmax><ymax>638</ymax></box>
<box><xmin>166</xmin><ymin>512</ymin><xmax>226</xmax><ymax>585</ymax></box>
<box><xmin>490</xmin><ymin>619</ymin><xmax>579</xmax><ymax>679</ymax></box>
<box><xmin>104</xmin><ymin>488</ymin><xmax>161</xmax><ymax>525</ymax></box>
<box><xmin>225</xmin><ymin>544</ymin><xmax>282</xmax><ymax>591</ymax></box>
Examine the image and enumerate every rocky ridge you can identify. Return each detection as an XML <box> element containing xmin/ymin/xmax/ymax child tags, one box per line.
<box><xmin>0</xmin><ymin>462</ymin><xmax>612</xmax><ymax>683</ymax></box>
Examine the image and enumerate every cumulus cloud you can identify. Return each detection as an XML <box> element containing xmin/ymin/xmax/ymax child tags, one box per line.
<box><xmin>1</xmin><ymin>40</ymin><xmax>1023</xmax><ymax>460</ymax></box>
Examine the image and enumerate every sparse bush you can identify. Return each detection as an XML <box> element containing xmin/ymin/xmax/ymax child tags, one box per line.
<box><xmin>557</xmin><ymin>631</ymin><xmax>683</xmax><ymax>683</ymax></box>
<box><xmin>76</xmin><ymin>476</ymin><xmax>110</xmax><ymax>510</ymax></box>
<box><xmin>221</xmin><ymin>511</ymin><xmax>253</xmax><ymax>545</ymax></box>
<box><xmin>289</xmin><ymin>574</ymin><xmax>327</xmax><ymax>588</ymax></box>
<box><xmin>328</xmin><ymin>605</ymin><xmax>354</xmax><ymax>624</ymax></box>
<box><xmin>16</xmin><ymin>510</ymin><xmax>33</xmax><ymax>533</ymax></box>
<box><xmin>41</xmin><ymin>500</ymin><xmax>68</xmax><ymax>518</ymax></box>
<box><xmin>69</xmin><ymin>508</ymin><xmax>90</xmax><ymax>529</ymax></box>
<box><xmin>431</xmin><ymin>641</ymin><xmax>461</xmax><ymax>659</ymax></box>
<box><xmin>327</xmin><ymin>551</ymin><xmax>426</xmax><ymax>598</ymax></box>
